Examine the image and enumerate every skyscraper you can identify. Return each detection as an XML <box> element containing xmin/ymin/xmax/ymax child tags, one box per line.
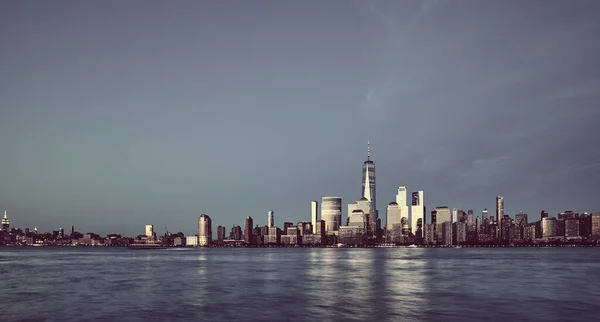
<box><xmin>311</xmin><ymin>200</ymin><xmax>318</xmax><ymax>234</ymax></box>
<box><xmin>2</xmin><ymin>211</ymin><xmax>9</xmax><ymax>232</ymax></box>
<box><xmin>268</xmin><ymin>210</ymin><xmax>274</xmax><ymax>228</ymax></box>
<box><xmin>411</xmin><ymin>191</ymin><xmax>424</xmax><ymax>238</ymax></box>
<box><xmin>198</xmin><ymin>214</ymin><xmax>212</xmax><ymax>246</ymax></box>
<box><xmin>217</xmin><ymin>225</ymin><xmax>226</xmax><ymax>243</ymax></box>
<box><xmin>362</xmin><ymin>142</ymin><xmax>377</xmax><ymax>235</ymax></box>
<box><xmin>145</xmin><ymin>224</ymin><xmax>154</xmax><ymax>240</ymax></box>
<box><xmin>322</xmin><ymin>197</ymin><xmax>342</xmax><ymax>234</ymax></box>
<box><xmin>496</xmin><ymin>196</ymin><xmax>504</xmax><ymax>241</ymax></box>
<box><xmin>435</xmin><ymin>206</ymin><xmax>452</xmax><ymax>245</ymax></box>
<box><xmin>244</xmin><ymin>216</ymin><xmax>253</xmax><ymax>244</ymax></box>
<box><xmin>395</xmin><ymin>186</ymin><xmax>409</xmax><ymax>226</ymax></box>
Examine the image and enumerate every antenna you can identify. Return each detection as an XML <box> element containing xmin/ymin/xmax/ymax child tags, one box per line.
<box><xmin>367</xmin><ymin>141</ymin><xmax>371</xmax><ymax>161</ymax></box>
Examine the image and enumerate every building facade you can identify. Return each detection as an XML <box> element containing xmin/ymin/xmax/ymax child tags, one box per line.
<box><xmin>311</xmin><ymin>200</ymin><xmax>318</xmax><ymax>234</ymax></box>
<box><xmin>362</xmin><ymin>142</ymin><xmax>378</xmax><ymax>235</ymax></box>
<box><xmin>411</xmin><ymin>191</ymin><xmax>424</xmax><ymax>238</ymax></box>
<box><xmin>198</xmin><ymin>214</ymin><xmax>212</xmax><ymax>246</ymax></box>
<box><xmin>322</xmin><ymin>197</ymin><xmax>342</xmax><ymax>234</ymax></box>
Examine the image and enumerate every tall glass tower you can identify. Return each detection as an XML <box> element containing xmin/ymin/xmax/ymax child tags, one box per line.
<box><xmin>362</xmin><ymin>141</ymin><xmax>377</xmax><ymax>235</ymax></box>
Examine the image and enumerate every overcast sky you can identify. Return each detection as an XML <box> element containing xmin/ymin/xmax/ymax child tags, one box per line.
<box><xmin>1</xmin><ymin>0</ymin><xmax>599</xmax><ymax>236</ymax></box>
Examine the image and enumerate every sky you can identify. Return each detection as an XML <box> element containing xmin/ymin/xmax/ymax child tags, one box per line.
<box><xmin>1</xmin><ymin>0</ymin><xmax>599</xmax><ymax>236</ymax></box>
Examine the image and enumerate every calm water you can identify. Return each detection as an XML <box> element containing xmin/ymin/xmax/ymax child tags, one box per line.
<box><xmin>0</xmin><ymin>247</ymin><xmax>598</xmax><ymax>322</ymax></box>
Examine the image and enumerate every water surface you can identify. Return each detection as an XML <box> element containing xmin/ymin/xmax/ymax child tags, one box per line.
<box><xmin>1</xmin><ymin>248</ymin><xmax>598</xmax><ymax>321</ymax></box>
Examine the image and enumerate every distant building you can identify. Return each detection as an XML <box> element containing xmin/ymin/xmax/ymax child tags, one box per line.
<box><xmin>452</xmin><ymin>222</ymin><xmax>467</xmax><ymax>246</ymax></box>
<box><xmin>322</xmin><ymin>197</ymin><xmax>342</xmax><ymax>234</ymax></box>
<box><xmin>217</xmin><ymin>225</ymin><xmax>226</xmax><ymax>243</ymax></box>
<box><xmin>145</xmin><ymin>224</ymin><xmax>154</xmax><ymax>240</ymax></box>
<box><xmin>591</xmin><ymin>213</ymin><xmax>600</xmax><ymax>238</ymax></box>
<box><xmin>362</xmin><ymin>142</ymin><xmax>378</xmax><ymax>236</ymax></box>
<box><xmin>2</xmin><ymin>211</ymin><xmax>9</xmax><ymax>232</ymax></box>
<box><xmin>265</xmin><ymin>227</ymin><xmax>281</xmax><ymax>245</ymax></box>
<box><xmin>496</xmin><ymin>196</ymin><xmax>504</xmax><ymax>241</ymax></box>
<box><xmin>230</xmin><ymin>225</ymin><xmax>242</xmax><ymax>240</ymax></box>
<box><xmin>244</xmin><ymin>216</ymin><xmax>253</xmax><ymax>244</ymax></box>
<box><xmin>435</xmin><ymin>206</ymin><xmax>452</xmax><ymax>244</ymax></box>
<box><xmin>267</xmin><ymin>210</ymin><xmax>275</xmax><ymax>228</ymax></box>
<box><xmin>186</xmin><ymin>235</ymin><xmax>198</xmax><ymax>247</ymax></box>
<box><xmin>348</xmin><ymin>198</ymin><xmax>371</xmax><ymax>229</ymax></box>
<box><xmin>565</xmin><ymin>218</ymin><xmax>580</xmax><ymax>239</ymax></box>
<box><xmin>311</xmin><ymin>200</ymin><xmax>318</xmax><ymax>234</ymax></box>
<box><xmin>411</xmin><ymin>191</ymin><xmax>424</xmax><ymax>238</ymax></box>
<box><xmin>542</xmin><ymin>217</ymin><xmax>557</xmax><ymax>238</ymax></box>
<box><xmin>395</xmin><ymin>186</ymin><xmax>409</xmax><ymax>229</ymax></box>
<box><xmin>198</xmin><ymin>214</ymin><xmax>212</xmax><ymax>246</ymax></box>
<box><xmin>424</xmin><ymin>224</ymin><xmax>435</xmax><ymax>245</ymax></box>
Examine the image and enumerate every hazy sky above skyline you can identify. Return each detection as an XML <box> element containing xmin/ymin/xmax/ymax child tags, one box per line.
<box><xmin>1</xmin><ymin>0</ymin><xmax>599</xmax><ymax>236</ymax></box>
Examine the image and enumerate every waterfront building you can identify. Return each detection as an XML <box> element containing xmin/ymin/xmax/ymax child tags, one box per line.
<box><xmin>244</xmin><ymin>216</ymin><xmax>253</xmax><ymax>244</ymax></box>
<box><xmin>523</xmin><ymin>223</ymin><xmax>536</xmax><ymax>241</ymax></box>
<box><xmin>338</xmin><ymin>226</ymin><xmax>365</xmax><ymax>245</ymax></box>
<box><xmin>452</xmin><ymin>222</ymin><xmax>467</xmax><ymax>245</ymax></box>
<box><xmin>283</xmin><ymin>222</ymin><xmax>294</xmax><ymax>235</ymax></box>
<box><xmin>411</xmin><ymin>191</ymin><xmax>424</xmax><ymax>238</ymax></box>
<box><xmin>591</xmin><ymin>213</ymin><xmax>600</xmax><ymax>238</ymax></box>
<box><xmin>145</xmin><ymin>224</ymin><xmax>154</xmax><ymax>241</ymax></box>
<box><xmin>565</xmin><ymin>218</ymin><xmax>580</xmax><ymax>239</ymax></box>
<box><xmin>424</xmin><ymin>223</ymin><xmax>435</xmax><ymax>245</ymax></box>
<box><xmin>435</xmin><ymin>206</ymin><xmax>452</xmax><ymax>244</ymax></box>
<box><xmin>265</xmin><ymin>227</ymin><xmax>281</xmax><ymax>245</ymax></box>
<box><xmin>515</xmin><ymin>212</ymin><xmax>528</xmax><ymax>228</ymax></box>
<box><xmin>282</xmin><ymin>227</ymin><xmax>299</xmax><ymax>245</ymax></box>
<box><xmin>322</xmin><ymin>197</ymin><xmax>342</xmax><ymax>234</ymax></box>
<box><xmin>198</xmin><ymin>214</ymin><xmax>212</xmax><ymax>246</ymax></box>
<box><xmin>362</xmin><ymin>142</ymin><xmax>378</xmax><ymax>236</ymax></box>
<box><xmin>311</xmin><ymin>200</ymin><xmax>318</xmax><ymax>234</ymax></box>
<box><xmin>186</xmin><ymin>235</ymin><xmax>198</xmax><ymax>247</ymax></box>
<box><xmin>268</xmin><ymin>210</ymin><xmax>275</xmax><ymax>228</ymax></box>
<box><xmin>230</xmin><ymin>225</ymin><xmax>242</xmax><ymax>240</ymax></box>
<box><xmin>542</xmin><ymin>217</ymin><xmax>557</xmax><ymax>238</ymax></box>
<box><xmin>315</xmin><ymin>220</ymin><xmax>326</xmax><ymax>240</ymax></box>
<box><xmin>217</xmin><ymin>225</ymin><xmax>226</xmax><ymax>243</ymax></box>
<box><xmin>2</xmin><ymin>211</ymin><xmax>9</xmax><ymax>232</ymax></box>
<box><xmin>395</xmin><ymin>186</ymin><xmax>409</xmax><ymax>228</ymax></box>
<box><xmin>496</xmin><ymin>196</ymin><xmax>504</xmax><ymax>241</ymax></box>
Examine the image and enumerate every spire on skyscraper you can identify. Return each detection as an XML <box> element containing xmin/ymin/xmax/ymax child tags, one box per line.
<box><xmin>367</xmin><ymin>141</ymin><xmax>371</xmax><ymax>161</ymax></box>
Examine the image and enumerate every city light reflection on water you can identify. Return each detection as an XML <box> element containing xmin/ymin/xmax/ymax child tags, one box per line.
<box><xmin>0</xmin><ymin>247</ymin><xmax>599</xmax><ymax>321</ymax></box>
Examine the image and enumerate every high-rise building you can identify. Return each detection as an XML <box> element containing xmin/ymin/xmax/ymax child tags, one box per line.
<box><xmin>362</xmin><ymin>142</ymin><xmax>378</xmax><ymax>235</ymax></box>
<box><xmin>386</xmin><ymin>202</ymin><xmax>401</xmax><ymax>244</ymax></box>
<box><xmin>230</xmin><ymin>225</ymin><xmax>242</xmax><ymax>240</ymax></box>
<box><xmin>267</xmin><ymin>210</ymin><xmax>275</xmax><ymax>228</ymax></box>
<box><xmin>541</xmin><ymin>210</ymin><xmax>549</xmax><ymax>219</ymax></box>
<box><xmin>496</xmin><ymin>196</ymin><xmax>504</xmax><ymax>240</ymax></box>
<box><xmin>395</xmin><ymin>186</ymin><xmax>409</xmax><ymax>224</ymax></box>
<box><xmin>322</xmin><ymin>197</ymin><xmax>342</xmax><ymax>234</ymax></box>
<box><xmin>145</xmin><ymin>224</ymin><xmax>154</xmax><ymax>240</ymax></box>
<box><xmin>452</xmin><ymin>208</ymin><xmax>458</xmax><ymax>223</ymax></box>
<box><xmin>515</xmin><ymin>212</ymin><xmax>528</xmax><ymax>227</ymax></box>
<box><xmin>311</xmin><ymin>200</ymin><xmax>318</xmax><ymax>234</ymax></box>
<box><xmin>411</xmin><ymin>191</ymin><xmax>424</xmax><ymax>238</ymax></box>
<box><xmin>591</xmin><ymin>213</ymin><xmax>600</xmax><ymax>238</ymax></box>
<box><xmin>2</xmin><ymin>211</ymin><xmax>9</xmax><ymax>232</ymax></box>
<box><xmin>435</xmin><ymin>206</ymin><xmax>452</xmax><ymax>244</ymax></box>
<box><xmin>217</xmin><ymin>225</ymin><xmax>226</xmax><ymax>243</ymax></box>
<box><xmin>542</xmin><ymin>217</ymin><xmax>557</xmax><ymax>238</ymax></box>
<box><xmin>244</xmin><ymin>216</ymin><xmax>253</xmax><ymax>244</ymax></box>
<box><xmin>283</xmin><ymin>222</ymin><xmax>294</xmax><ymax>235</ymax></box>
<box><xmin>198</xmin><ymin>214</ymin><xmax>212</xmax><ymax>246</ymax></box>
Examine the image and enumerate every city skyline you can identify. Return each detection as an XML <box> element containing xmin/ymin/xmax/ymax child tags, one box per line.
<box><xmin>1</xmin><ymin>1</ymin><xmax>600</xmax><ymax>235</ymax></box>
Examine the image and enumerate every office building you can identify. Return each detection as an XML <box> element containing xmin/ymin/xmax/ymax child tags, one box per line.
<box><xmin>230</xmin><ymin>225</ymin><xmax>242</xmax><ymax>240</ymax></box>
<box><xmin>217</xmin><ymin>225</ymin><xmax>226</xmax><ymax>243</ymax></box>
<box><xmin>542</xmin><ymin>217</ymin><xmax>557</xmax><ymax>238</ymax></box>
<box><xmin>244</xmin><ymin>216</ymin><xmax>253</xmax><ymax>244</ymax></box>
<box><xmin>496</xmin><ymin>196</ymin><xmax>504</xmax><ymax>240</ymax></box>
<box><xmin>2</xmin><ymin>211</ymin><xmax>9</xmax><ymax>232</ymax></box>
<box><xmin>565</xmin><ymin>218</ymin><xmax>580</xmax><ymax>239</ymax></box>
<box><xmin>283</xmin><ymin>222</ymin><xmax>294</xmax><ymax>235</ymax></box>
<box><xmin>268</xmin><ymin>210</ymin><xmax>275</xmax><ymax>228</ymax></box>
<box><xmin>322</xmin><ymin>197</ymin><xmax>342</xmax><ymax>234</ymax></box>
<box><xmin>591</xmin><ymin>213</ymin><xmax>600</xmax><ymax>238</ymax></box>
<box><xmin>395</xmin><ymin>186</ymin><xmax>409</xmax><ymax>226</ymax></box>
<box><xmin>265</xmin><ymin>227</ymin><xmax>281</xmax><ymax>244</ymax></box>
<box><xmin>186</xmin><ymin>235</ymin><xmax>198</xmax><ymax>247</ymax></box>
<box><xmin>452</xmin><ymin>208</ymin><xmax>458</xmax><ymax>223</ymax></box>
<box><xmin>411</xmin><ymin>191</ymin><xmax>424</xmax><ymax>238</ymax></box>
<box><xmin>145</xmin><ymin>225</ymin><xmax>154</xmax><ymax>240</ymax></box>
<box><xmin>515</xmin><ymin>212</ymin><xmax>528</xmax><ymax>227</ymax></box>
<box><xmin>435</xmin><ymin>206</ymin><xmax>452</xmax><ymax>244</ymax></box>
<box><xmin>452</xmin><ymin>222</ymin><xmax>467</xmax><ymax>245</ymax></box>
<box><xmin>198</xmin><ymin>214</ymin><xmax>212</xmax><ymax>246</ymax></box>
<box><xmin>311</xmin><ymin>200</ymin><xmax>318</xmax><ymax>234</ymax></box>
<box><xmin>362</xmin><ymin>142</ymin><xmax>378</xmax><ymax>235</ymax></box>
